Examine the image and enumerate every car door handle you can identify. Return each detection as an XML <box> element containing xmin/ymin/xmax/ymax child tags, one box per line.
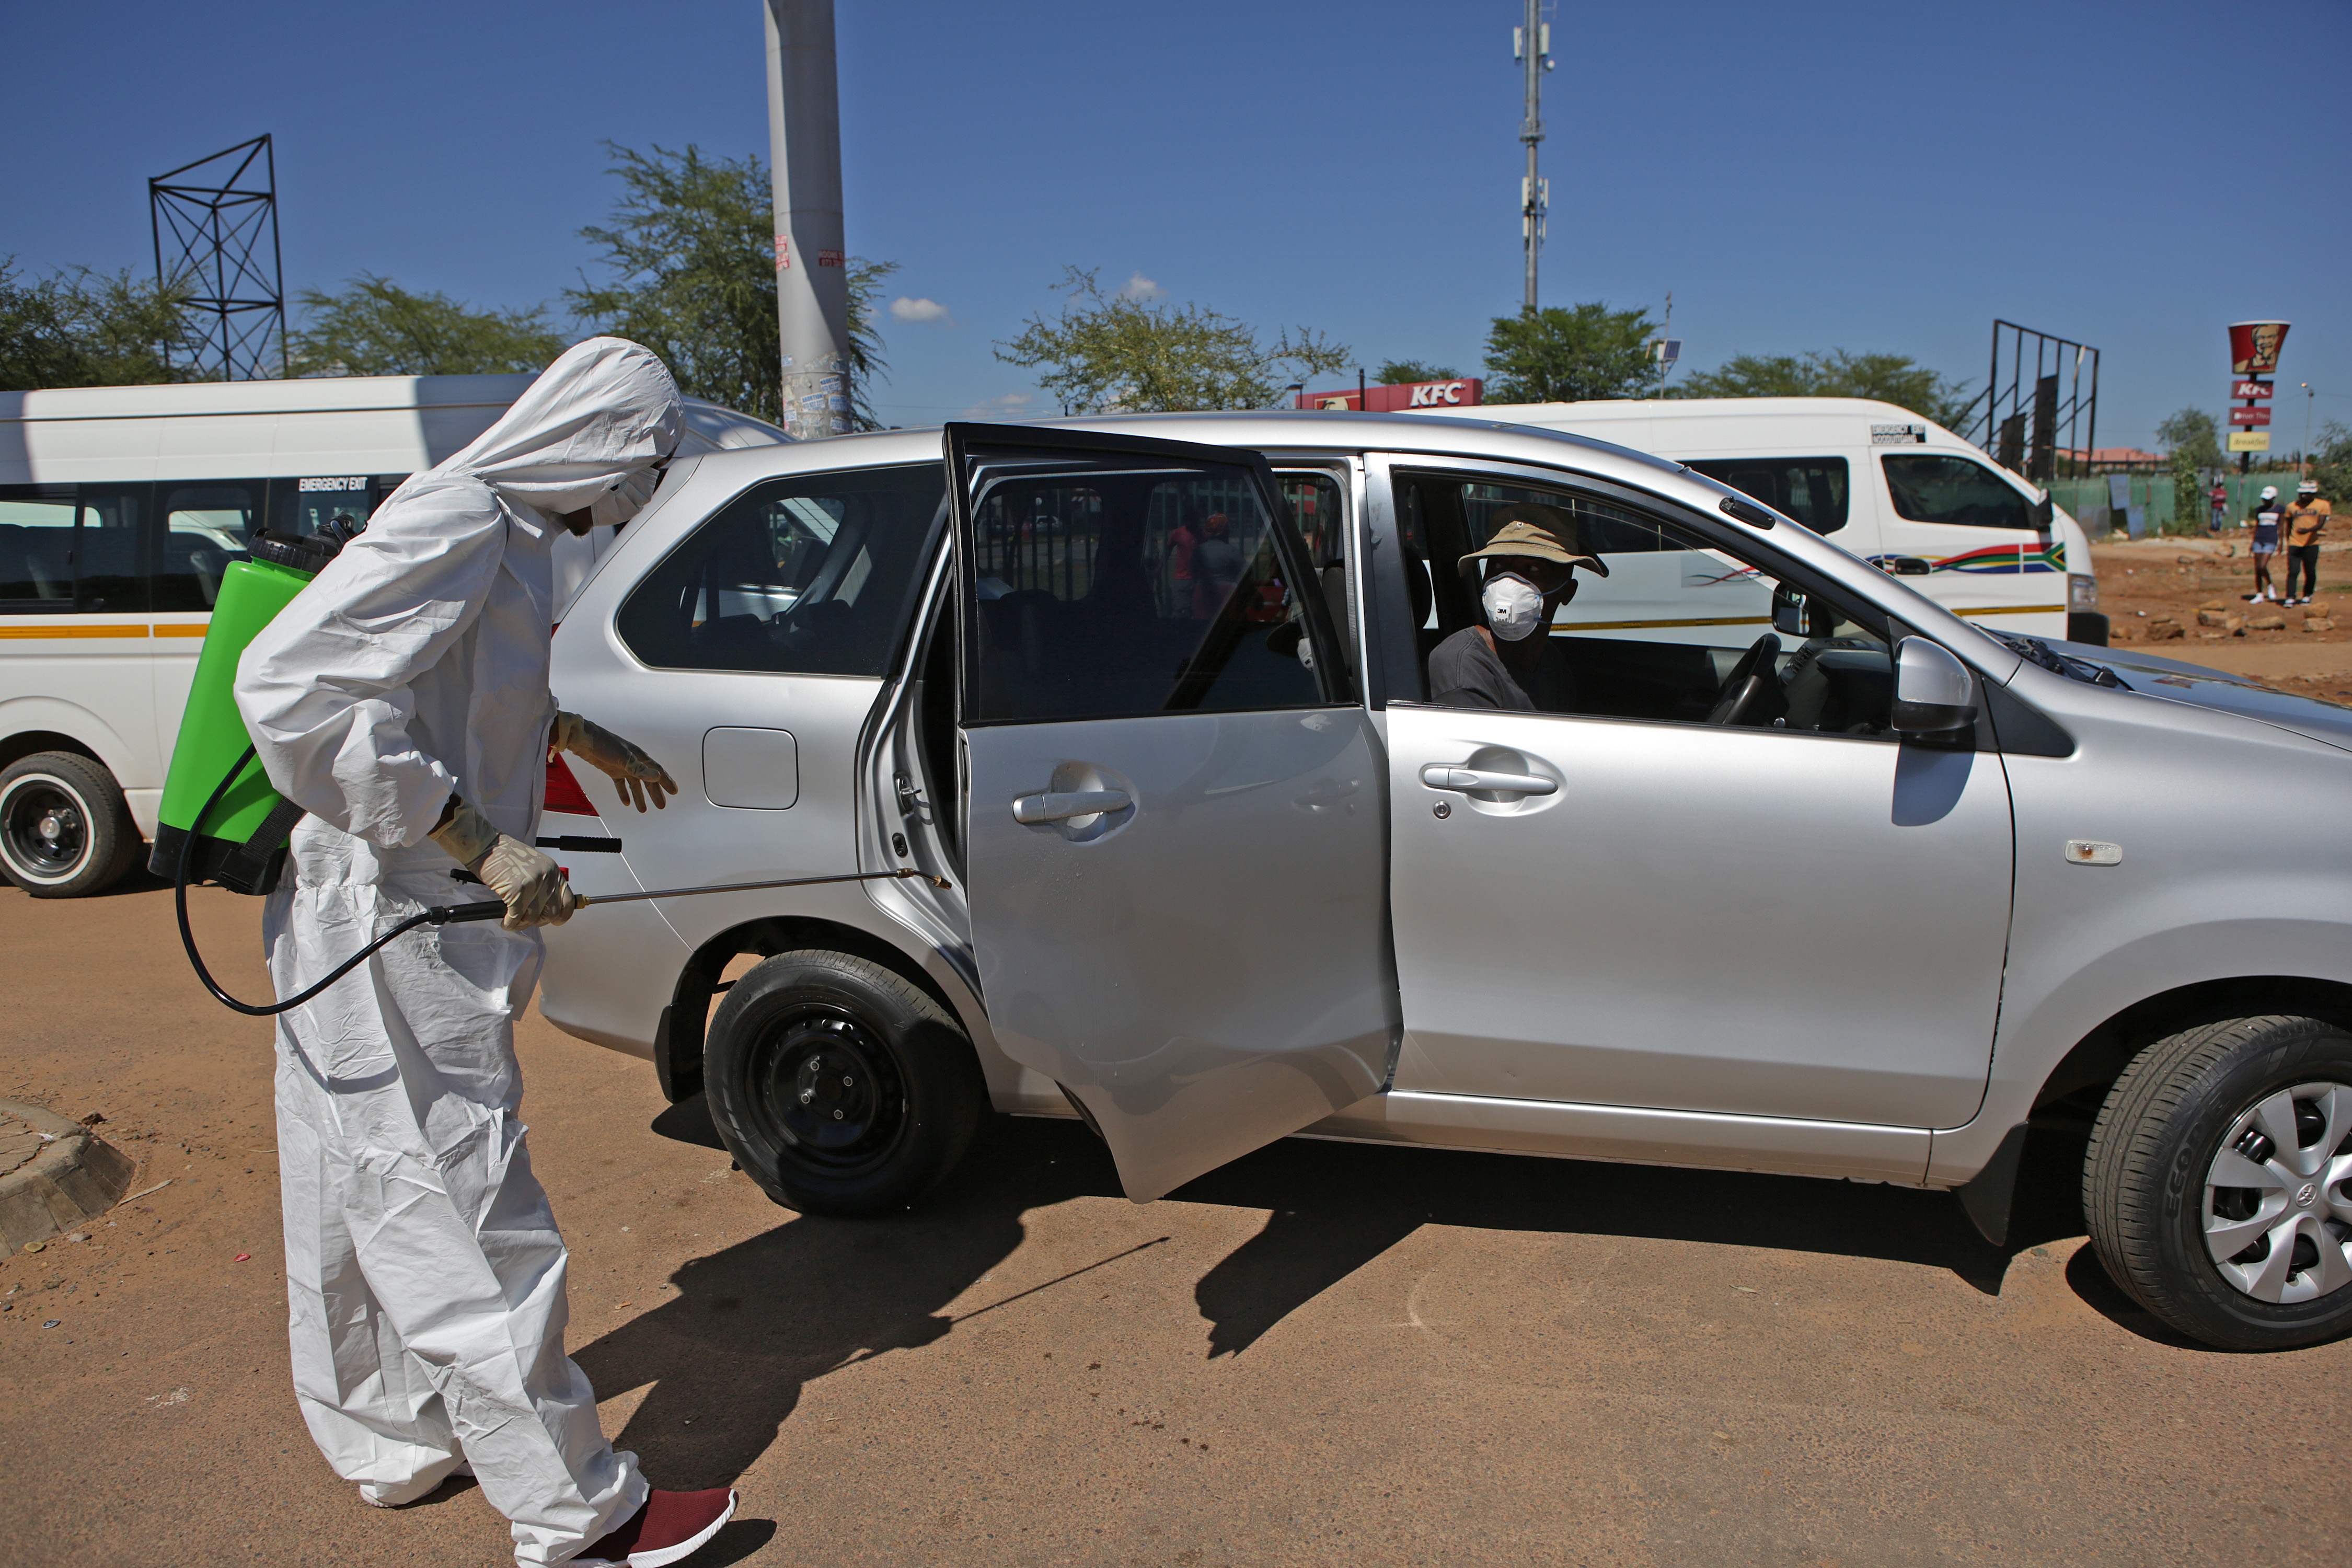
<box><xmin>1012</xmin><ymin>788</ymin><xmax>1132</xmax><ymax>824</ymax></box>
<box><xmin>1419</xmin><ymin>765</ymin><xmax>1558</xmax><ymax>797</ymax></box>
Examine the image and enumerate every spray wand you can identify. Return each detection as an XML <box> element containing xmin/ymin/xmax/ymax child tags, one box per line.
<box><xmin>176</xmin><ymin>747</ymin><xmax>947</xmax><ymax>1018</ymax></box>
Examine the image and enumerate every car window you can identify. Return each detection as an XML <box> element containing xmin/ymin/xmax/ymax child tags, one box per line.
<box><xmin>155</xmin><ymin>481</ymin><xmax>259</xmax><ymax>612</ymax></box>
<box><xmin>1281</xmin><ymin>472</ymin><xmax>1344</xmax><ymax>567</ymax></box>
<box><xmin>965</xmin><ymin>456</ymin><xmax>1329</xmax><ymax>724</ymax></box>
<box><xmin>1395</xmin><ymin>468</ymin><xmax>1895</xmax><ymax>737</ymax></box>
<box><xmin>1685</xmin><ymin>456</ymin><xmax>1849</xmax><ymax>535</ymax></box>
<box><xmin>616</xmin><ymin>463</ymin><xmax>945</xmax><ymax>676</ymax></box>
<box><xmin>1882</xmin><ymin>454</ymin><xmax>2031</xmax><ymax>531</ymax></box>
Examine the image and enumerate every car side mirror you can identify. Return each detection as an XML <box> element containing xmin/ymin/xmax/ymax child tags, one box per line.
<box><xmin>1892</xmin><ymin>636</ymin><xmax>1977</xmax><ymax>740</ymax></box>
<box><xmin>2031</xmin><ymin>493</ymin><xmax>2055</xmax><ymax>531</ymax></box>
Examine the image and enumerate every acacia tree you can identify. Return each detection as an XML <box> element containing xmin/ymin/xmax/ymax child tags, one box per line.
<box><xmin>2156</xmin><ymin>408</ymin><xmax>2223</xmax><ymax>470</ymax></box>
<box><xmin>1482</xmin><ymin>303</ymin><xmax>1659</xmax><ymax>403</ymax></box>
<box><xmin>2310</xmin><ymin>422</ymin><xmax>2351</xmax><ymax>505</ymax></box>
<box><xmin>995</xmin><ymin>266</ymin><xmax>1349</xmax><ymax>413</ymax></box>
<box><xmin>1673</xmin><ymin>349</ymin><xmax>1973</xmax><ymax>428</ymax></box>
<box><xmin>2157</xmin><ymin>407</ymin><xmax>2226</xmax><ymax>527</ymax></box>
<box><xmin>0</xmin><ymin>258</ymin><xmax>197</xmax><ymax>389</ymax></box>
<box><xmin>569</xmin><ymin>142</ymin><xmax>893</xmax><ymax>429</ymax></box>
<box><xmin>289</xmin><ymin>274</ymin><xmax>566</xmax><ymax>376</ymax></box>
<box><xmin>1376</xmin><ymin>359</ymin><xmax>1460</xmax><ymax>384</ymax></box>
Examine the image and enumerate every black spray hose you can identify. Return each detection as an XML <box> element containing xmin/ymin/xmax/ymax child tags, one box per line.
<box><xmin>175</xmin><ymin>746</ymin><xmax>505</xmax><ymax>1018</ymax></box>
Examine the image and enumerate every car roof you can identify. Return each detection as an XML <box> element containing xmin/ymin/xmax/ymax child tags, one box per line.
<box><xmin>683</xmin><ymin>408</ymin><xmax>1694</xmax><ymax>495</ymax></box>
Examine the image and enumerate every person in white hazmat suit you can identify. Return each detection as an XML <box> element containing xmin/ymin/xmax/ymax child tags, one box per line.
<box><xmin>235</xmin><ymin>337</ymin><xmax>737</xmax><ymax>1568</ymax></box>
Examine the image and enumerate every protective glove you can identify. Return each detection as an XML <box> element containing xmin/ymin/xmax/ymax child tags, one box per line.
<box><xmin>428</xmin><ymin>795</ymin><xmax>575</xmax><ymax>930</ymax></box>
<box><xmin>551</xmin><ymin>710</ymin><xmax>678</xmax><ymax>813</ymax></box>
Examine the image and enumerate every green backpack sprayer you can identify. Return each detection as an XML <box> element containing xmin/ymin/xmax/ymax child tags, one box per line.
<box><xmin>158</xmin><ymin>527</ymin><xmax>945</xmax><ymax>1019</ymax></box>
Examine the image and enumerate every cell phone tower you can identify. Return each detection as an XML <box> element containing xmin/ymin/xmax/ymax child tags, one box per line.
<box><xmin>150</xmin><ymin>135</ymin><xmax>288</xmax><ymax>382</ymax></box>
<box><xmin>1514</xmin><ymin>1</ymin><xmax>1554</xmax><ymax>312</ymax></box>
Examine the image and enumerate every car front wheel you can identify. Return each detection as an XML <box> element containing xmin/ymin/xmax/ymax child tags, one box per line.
<box><xmin>703</xmin><ymin>949</ymin><xmax>986</xmax><ymax>1217</ymax></box>
<box><xmin>2085</xmin><ymin>1014</ymin><xmax>2352</xmax><ymax>1350</ymax></box>
<box><xmin>0</xmin><ymin>752</ymin><xmax>141</xmax><ymax>897</ymax></box>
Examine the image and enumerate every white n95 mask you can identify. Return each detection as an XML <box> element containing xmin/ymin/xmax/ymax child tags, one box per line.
<box><xmin>1482</xmin><ymin>572</ymin><xmax>1548</xmax><ymax>641</ymax></box>
<box><xmin>588</xmin><ymin>466</ymin><xmax>661</xmax><ymax>529</ymax></box>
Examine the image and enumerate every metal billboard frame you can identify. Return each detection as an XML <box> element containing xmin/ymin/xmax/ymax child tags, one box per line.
<box><xmin>1962</xmin><ymin>320</ymin><xmax>2099</xmax><ymax>483</ymax></box>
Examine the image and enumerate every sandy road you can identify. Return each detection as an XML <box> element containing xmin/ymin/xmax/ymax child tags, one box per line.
<box><xmin>3</xmin><ymin>877</ymin><xmax>2348</xmax><ymax>1566</ymax></box>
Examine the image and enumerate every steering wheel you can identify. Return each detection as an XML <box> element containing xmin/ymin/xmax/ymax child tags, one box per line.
<box><xmin>1705</xmin><ymin>633</ymin><xmax>1782</xmax><ymax>727</ymax></box>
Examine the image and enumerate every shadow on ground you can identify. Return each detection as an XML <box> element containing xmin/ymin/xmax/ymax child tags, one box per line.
<box><xmin>578</xmin><ymin>1104</ymin><xmax>2132</xmax><ymax>1490</ymax></box>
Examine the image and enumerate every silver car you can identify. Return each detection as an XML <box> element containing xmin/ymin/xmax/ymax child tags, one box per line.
<box><xmin>541</xmin><ymin>413</ymin><xmax>2352</xmax><ymax>1353</ymax></box>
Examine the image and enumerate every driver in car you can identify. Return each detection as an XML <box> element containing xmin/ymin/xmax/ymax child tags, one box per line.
<box><xmin>1427</xmin><ymin>508</ymin><xmax>1607</xmax><ymax>710</ymax></box>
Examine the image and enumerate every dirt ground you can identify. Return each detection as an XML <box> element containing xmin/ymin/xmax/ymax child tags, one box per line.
<box><xmin>5</xmin><ymin>880</ymin><xmax>2351</xmax><ymax>1567</ymax></box>
<box><xmin>2094</xmin><ymin>535</ymin><xmax>2352</xmax><ymax>704</ymax></box>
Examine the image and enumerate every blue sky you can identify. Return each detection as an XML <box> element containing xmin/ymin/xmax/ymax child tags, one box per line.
<box><xmin>6</xmin><ymin>1</ymin><xmax>2347</xmax><ymax>448</ymax></box>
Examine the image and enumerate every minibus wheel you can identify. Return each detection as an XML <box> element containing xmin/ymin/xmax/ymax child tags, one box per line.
<box><xmin>2085</xmin><ymin>1014</ymin><xmax>2352</xmax><ymax>1350</ymax></box>
<box><xmin>704</xmin><ymin>949</ymin><xmax>986</xmax><ymax>1217</ymax></box>
<box><xmin>0</xmin><ymin>752</ymin><xmax>141</xmax><ymax>898</ymax></box>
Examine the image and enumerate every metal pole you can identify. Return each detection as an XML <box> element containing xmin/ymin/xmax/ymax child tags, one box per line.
<box><xmin>265</xmin><ymin>135</ymin><xmax>287</xmax><ymax>378</ymax></box>
<box><xmin>765</xmin><ymin>0</ymin><xmax>851</xmax><ymax>439</ymax></box>
<box><xmin>1519</xmin><ymin>0</ymin><xmax>1546</xmax><ymax>313</ymax></box>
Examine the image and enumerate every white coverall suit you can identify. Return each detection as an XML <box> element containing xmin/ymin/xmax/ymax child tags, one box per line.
<box><xmin>235</xmin><ymin>338</ymin><xmax>683</xmax><ymax>1564</ymax></box>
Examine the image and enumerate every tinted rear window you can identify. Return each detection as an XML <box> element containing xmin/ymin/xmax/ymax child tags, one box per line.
<box><xmin>1685</xmin><ymin>457</ymin><xmax>1849</xmax><ymax>535</ymax></box>
<box><xmin>617</xmin><ymin>464</ymin><xmax>945</xmax><ymax>676</ymax></box>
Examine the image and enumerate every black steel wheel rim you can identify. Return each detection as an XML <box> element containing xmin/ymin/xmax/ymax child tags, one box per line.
<box><xmin>2</xmin><ymin>777</ymin><xmax>88</xmax><ymax>879</ymax></box>
<box><xmin>748</xmin><ymin>1002</ymin><xmax>908</xmax><ymax>1173</ymax></box>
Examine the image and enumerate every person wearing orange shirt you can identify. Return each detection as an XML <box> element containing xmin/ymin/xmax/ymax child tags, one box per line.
<box><xmin>2283</xmin><ymin>478</ymin><xmax>2331</xmax><ymax>606</ymax></box>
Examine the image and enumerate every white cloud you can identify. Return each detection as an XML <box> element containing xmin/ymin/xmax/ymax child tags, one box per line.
<box><xmin>889</xmin><ymin>295</ymin><xmax>952</xmax><ymax>325</ymax></box>
<box><xmin>1117</xmin><ymin>271</ymin><xmax>1165</xmax><ymax>302</ymax></box>
<box><xmin>961</xmin><ymin>391</ymin><xmax>1037</xmax><ymax>419</ymax></box>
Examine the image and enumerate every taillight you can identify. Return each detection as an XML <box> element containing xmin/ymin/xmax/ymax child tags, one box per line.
<box><xmin>545</xmin><ymin>753</ymin><xmax>599</xmax><ymax>816</ymax></box>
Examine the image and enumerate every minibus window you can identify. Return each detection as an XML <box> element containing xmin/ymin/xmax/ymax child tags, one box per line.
<box><xmin>74</xmin><ymin>489</ymin><xmax>147</xmax><ymax>612</ymax></box>
<box><xmin>155</xmin><ymin>481</ymin><xmax>261</xmax><ymax>612</ymax></box>
<box><xmin>0</xmin><ymin>487</ymin><xmax>79</xmax><ymax>608</ymax></box>
<box><xmin>1882</xmin><ymin>454</ymin><xmax>2031</xmax><ymax>531</ymax></box>
<box><xmin>0</xmin><ymin>485</ymin><xmax>146</xmax><ymax>612</ymax></box>
<box><xmin>267</xmin><ymin>475</ymin><xmax>387</xmax><ymax>544</ymax></box>
<box><xmin>1685</xmin><ymin>457</ymin><xmax>1849</xmax><ymax>535</ymax></box>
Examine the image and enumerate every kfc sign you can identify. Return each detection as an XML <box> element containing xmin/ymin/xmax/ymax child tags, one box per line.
<box><xmin>2228</xmin><ymin>320</ymin><xmax>2290</xmax><ymax>375</ymax></box>
<box><xmin>1297</xmin><ymin>378</ymin><xmax>1486</xmax><ymax>413</ymax></box>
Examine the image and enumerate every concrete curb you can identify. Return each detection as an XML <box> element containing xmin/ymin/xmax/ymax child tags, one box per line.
<box><xmin>1</xmin><ymin>1101</ymin><xmax>137</xmax><ymax>1252</ymax></box>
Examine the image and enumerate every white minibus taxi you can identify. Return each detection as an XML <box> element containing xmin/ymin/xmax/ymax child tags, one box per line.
<box><xmin>1438</xmin><ymin>397</ymin><xmax>2102</xmax><ymax>651</ymax></box>
<box><xmin>0</xmin><ymin>374</ymin><xmax>784</xmax><ymax>895</ymax></box>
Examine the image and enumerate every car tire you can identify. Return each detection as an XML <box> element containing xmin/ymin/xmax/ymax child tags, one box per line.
<box><xmin>704</xmin><ymin>949</ymin><xmax>986</xmax><ymax>1217</ymax></box>
<box><xmin>0</xmin><ymin>752</ymin><xmax>142</xmax><ymax>898</ymax></box>
<box><xmin>2084</xmin><ymin>1014</ymin><xmax>2352</xmax><ymax>1350</ymax></box>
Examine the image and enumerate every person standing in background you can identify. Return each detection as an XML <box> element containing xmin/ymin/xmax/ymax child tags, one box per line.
<box><xmin>2283</xmin><ymin>478</ymin><xmax>2330</xmax><ymax>606</ymax></box>
<box><xmin>2246</xmin><ymin>485</ymin><xmax>2285</xmax><ymax>603</ymax></box>
<box><xmin>2209</xmin><ymin>479</ymin><xmax>2228</xmax><ymax>536</ymax></box>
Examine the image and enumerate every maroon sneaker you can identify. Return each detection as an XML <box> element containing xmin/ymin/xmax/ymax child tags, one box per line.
<box><xmin>573</xmin><ymin>1488</ymin><xmax>737</xmax><ymax>1567</ymax></box>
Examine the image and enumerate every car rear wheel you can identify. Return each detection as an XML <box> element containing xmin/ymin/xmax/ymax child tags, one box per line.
<box><xmin>704</xmin><ymin>949</ymin><xmax>986</xmax><ymax>1217</ymax></box>
<box><xmin>0</xmin><ymin>752</ymin><xmax>141</xmax><ymax>898</ymax></box>
<box><xmin>2085</xmin><ymin>1014</ymin><xmax>2352</xmax><ymax>1350</ymax></box>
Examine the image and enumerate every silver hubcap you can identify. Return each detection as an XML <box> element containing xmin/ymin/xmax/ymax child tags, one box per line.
<box><xmin>2203</xmin><ymin>1081</ymin><xmax>2352</xmax><ymax>1304</ymax></box>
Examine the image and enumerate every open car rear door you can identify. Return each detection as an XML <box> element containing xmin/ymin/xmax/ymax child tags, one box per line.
<box><xmin>947</xmin><ymin>422</ymin><xmax>1394</xmax><ymax>1201</ymax></box>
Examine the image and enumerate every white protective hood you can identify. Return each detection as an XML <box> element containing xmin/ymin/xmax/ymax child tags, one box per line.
<box><xmin>441</xmin><ymin>336</ymin><xmax>684</xmax><ymax>520</ymax></box>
